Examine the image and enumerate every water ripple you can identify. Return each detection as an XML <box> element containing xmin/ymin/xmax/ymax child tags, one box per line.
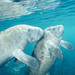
<box><xmin>0</xmin><ymin>0</ymin><xmax>75</xmax><ymax>21</ymax></box>
<box><xmin>0</xmin><ymin>0</ymin><xmax>61</xmax><ymax>21</ymax></box>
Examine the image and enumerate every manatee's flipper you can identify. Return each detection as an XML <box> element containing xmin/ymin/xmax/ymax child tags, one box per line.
<box><xmin>12</xmin><ymin>49</ymin><xmax>39</xmax><ymax>70</ymax></box>
<box><xmin>46</xmin><ymin>72</ymin><xmax>50</xmax><ymax>75</ymax></box>
<box><xmin>14</xmin><ymin>59</ymin><xmax>22</xmax><ymax>65</ymax></box>
<box><xmin>56</xmin><ymin>47</ymin><xmax>63</xmax><ymax>59</ymax></box>
<box><xmin>60</xmin><ymin>40</ymin><xmax>73</xmax><ymax>50</ymax></box>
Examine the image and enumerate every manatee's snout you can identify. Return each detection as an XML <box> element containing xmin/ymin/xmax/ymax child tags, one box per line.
<box><xmin>56</xmin><ymin>25</ymin><xmax>64</xmax><ymax>31</ymax></box>
<box><xmin>45</xmin><ymin>25</ymin><xmax>64</xmax><ymax>37</ymax></box>
<box><xmin>56</xmin><ymin>25</ymin><xmax>64</xmax><ymax>37</ymax></box>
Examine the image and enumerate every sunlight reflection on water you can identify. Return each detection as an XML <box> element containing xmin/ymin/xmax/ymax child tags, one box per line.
<box><xmin>0</xmin><ymin>0</ymin><xmax>61</xmax><ymax>21</ymax></box>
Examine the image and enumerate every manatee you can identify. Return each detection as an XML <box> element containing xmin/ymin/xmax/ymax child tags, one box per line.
<box><xmin>0</xmin><ymin>24</ymin><xmax>44</xmax><ymax>71</ymax></box>
<box><xmin>28</xmin><ymin>25</ymin><xmax>73</xmax><ymax>75</ymax></box>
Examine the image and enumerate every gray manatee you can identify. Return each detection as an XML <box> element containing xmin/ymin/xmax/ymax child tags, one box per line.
<box><xmin>0</xmin><ymin>24</ymin><xmax>44</xmax><ymax>71</ymax></box>
<box><xmin>28</xmin><ymin>25</ymin><xmax>73</xmax><ymax>75</ymax></box>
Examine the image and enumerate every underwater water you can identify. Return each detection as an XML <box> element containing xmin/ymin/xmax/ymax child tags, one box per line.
<box><xmin>0</xmin><ymin>0</ymin><xmax>75</xmax><ymax>75</ymax></box>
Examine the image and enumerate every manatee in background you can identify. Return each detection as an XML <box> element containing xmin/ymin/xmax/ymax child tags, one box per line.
<box><xmin>0</xmin><ymin>24</ymin><xmax>44</xmax><ymax>71</ymax></box>
<box><xmin>28</xmin><ymin>25</ymin><xmax>73</xmax><ymax>75</ymax></box>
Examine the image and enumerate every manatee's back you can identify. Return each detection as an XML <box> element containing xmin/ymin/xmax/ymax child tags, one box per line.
<box><xmin>0</xmin><ymin>25</ymin><xmax>28</xmax><ymax>65</ymax></box>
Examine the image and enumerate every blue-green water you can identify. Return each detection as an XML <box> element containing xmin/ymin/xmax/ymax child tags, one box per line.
<box><xmin>0</xmin><ymin>0</ymin><xmax>75</xmax><ymax>75</ymax></box>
